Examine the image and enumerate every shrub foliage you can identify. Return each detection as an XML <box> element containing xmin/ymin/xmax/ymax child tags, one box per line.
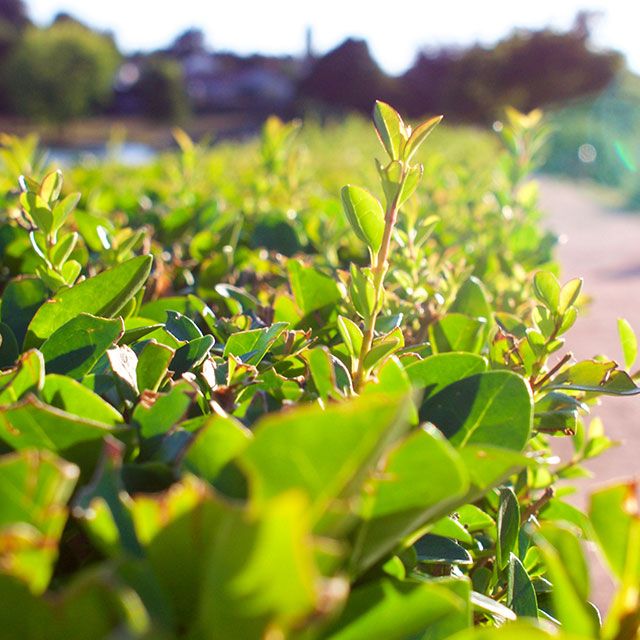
<box><xmin>0</xmin><ymin>105</ymin><xmax>638</xmax><ymax>639</ymax></box>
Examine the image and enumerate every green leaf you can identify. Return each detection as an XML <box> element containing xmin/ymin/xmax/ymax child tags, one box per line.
<box><xmin>223</xmin><ymin>322</ymin><xmax>287</xmax><ymax>366</ymax></box>
<box><xmin>0</xmin><ymin>277</ymin><xmax>48</xmax><ymax>348</ymax></box>
<box><xmin>51</xmin><ymin>192</ymin><xmax>81</xmax><ymax>233</ymax></box>
<box><xmin>363</xmin><ymin>327</ymin><xmax>403</xmax><ymax>372</ymax></box>
<box><xmin>304</xmin><ymin>346</ymin><xmax>339</xmax><ymax>401</ymax></box>
<box><xmin>351</xmin><ymin>426</ymin><xmax>469</xmax><ymax>573</ymax></box>
<box><xmin>337</xmin><ymin>315</ymin><xmax>363</xmax><ymax>361</ymax></box>
<box><xmin>589</xmin><ymin>482</ymin><xmax>640</xmax><ymax>582</ymax></box>
<box><xmin>0</xmin><ymin>350</ymin><xmax>44</xmax><ymax>406</ymax></box>
<box><xmin>240</xmin><ymin>393</ymin><xmax>411</xmax><ymax>526</ymax></box>
<box><xmin>533</xmin><ymin>272</ymin><xmax>560</xmax><ymax>312</ymax></box>
<box><xmin>373</xmin><ymin>100</ymin><xmax>406</xmax><ymax>160</ymax></box>
<box><xmin>406</xmin><ymin>352</ymin><xmax>487</xmax><ymax>399</ymax></box>
<box><xmin>470</xmin><ymin>591</ymin><xmax>517</xmax><ymax>623</ymax></box>
<box><xmin>456</xmin><ymin>504</ymin><xmax>495</xmax><ymax>533</ymax></box>
<box><xmin>535</xmin><ymin>523</ymin><xmax>598</xmax><ymax>636</ymax></box>
<box><xmin>508</xmin><ymin>553</ymin><xmax>538</xmax><ymax>618</ymax></box>
<box><xmin>428</xmin><ymin>313</ymin><xmax>487</xmax><ymax>354</ymax></box>
<box><xmin>136</xmin><ymin>341</ymin><xmax>174</xmax><ymax>392</ymax></box>
<box><xmin>133</xmin><ymin>385</ymin><xmax>192</xmax><ymax>440</ymax></box>
<box><xmin>558</xmin><ymin>277</ymin><xmax>582</xmax><ymax>313</ymax></box>
<box><xmin>40</xmin><ymin>314</ymin><xmax>123</xmax><ymax>379</ymax></box>
<box><xmin>420</xmin><ymin>371</ymin><xmax>533</xmax><ymax>450</ymax></box>
<box><xmin>0</xmin><ymin>322</ymin><xmax>19</xmax><ymax>369</ymax></box>
<box><xmin>450</xmin><ymin>276</ymin><xmax>492</xmax><ymax>322</ymax></box>
<box><xmin>547</xmin><ymin>360</ymin><xmax>640</xmax><ymax>396</ymax></box>
<box><xmin>196</xmin><ymin>492</ymin><xmax>319</xmax><ymax>639</ymax></box>
<box><xmin>325</xmin><ymin>578</ymin><xmax>463</xmax><ymax>640</ymax></box>
<box><xmin>288</xmin><ymin>260</ymin><xmax>341</xmax><ymax>316</ymax></box>
<box><xmin>25</xmin><ymin>255</ymin><xmax>152</xmax><ymax>348</ymax></box>
<box><xmin>171</xmin><ymin>335</ymin><xmax>214</xmax><ymax>376</ymax></box>
<box><xmin>458</xmin><ymin>446</ymin><xmax>529</xmax><ymax>496</ymax></box>
<box><xmin>497</xmin><ymin>487</ymin><xmax>520</xmax><ymax>570</ymax></box>
<box><xmin>165</xmin><ymin>310</ymin><xmax>202</xmax><ymax>342</ymax></box>
<box><xmin>415</xmin><ymin>534</ymin><xmax>472</xmax><ymax>565</ymax></box>
<box><xmin>341</xmin><ymin>185</ymin><xmax>385</xmax><ymax>253</ymax></box>
<box><xmin>618</xmin><ymin>318</ymin><xmax>638</xmax><ymax>371</ymax></box>
<box><xmin>0</xmin><ymin>449</ymin><xmax>78</xmax><ymax>593</ymax></box>
<box><xmin>50</xmin><ymin>232</ymin><xmax>78</xmax><ymax>269</ymax></box>
<box><xmin>349</xmin><ymin>264</ymin><xmax>376</xmax><ymax>321</ymax></box>
<box><xmin>0</xmin><ymin>395</ymin><xmax>130</xmax><ymax>471</ymax></box>
<box><xmin>182</xmin><ymin>414</ymin><xmax>252</xmax><ymax>484</ymax></box>
<box><xmin>42</xmin><ymin>374</ymin><xmax>123</xmax><ymax>426</ymax></box>
<box><xmin>38</xmin><ymin>169</ymin><xmax>63</xmax><ymax>203</ymax></box>
<box><xmin>20</xmin><ymin>192</ymin><xmax>52</xmax><ymax>233</ymax></box>
<box><xmin>403</xmin><ymin>114</ymin><xmax>443</xmax><ymax>162</ymax></box>
<box><xmin>429</xmin><ymin>516</ymin><xmax>474</xmax><ymax>544</ymax></box>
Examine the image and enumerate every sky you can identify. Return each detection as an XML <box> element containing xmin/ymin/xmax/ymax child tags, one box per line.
<box><xmin>26</xmin><ymin>0</ymin><xmax>640</xmax><ymax>76</ymax></box>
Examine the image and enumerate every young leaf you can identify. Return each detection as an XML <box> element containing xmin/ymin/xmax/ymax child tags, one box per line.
<box><xmin>533</xmin><ymin>272</ymin><xmax>561</xmax><ymax>312</ymax></box>
<box><xmin>51</xmin><ymin>193</ymin><xmax>81</xmax><ymax>234</ymax></box>
<box><xmin>337</xmin><ymin>315</ymin><xmax>363</xmax><ymax>360</ymax></box>
<box><xmin>618</xmin><ymin>318</ymin><xmax>638</xmax><ymax>370</ymax></box>
<box><xmin>558</xmin><ymin>277</ymin><xmax>582</xmax><ymax>313</ymax></box>
<box><xmin>341</xmin><ymin>185</ymin><xmax>385</xmax><ymax>254</ymax></box>
<box><xmin>373</xmin><ymin>100</ymin><xmax>406</xmax><ymax>160</ymax></box>
<box><xmin>223</xmin><ymin>323</ymin><xmax>287</xmax><ymax>366</ymax></box>
<box><xmin>403</xmin><ymin>114</ymin><xmax>443</xmax><ymax>162</ymax></box>
<box><xmin>497</xmin><ymin>487</ymin><xmax>520</xmax><ymax>570</ymax></box>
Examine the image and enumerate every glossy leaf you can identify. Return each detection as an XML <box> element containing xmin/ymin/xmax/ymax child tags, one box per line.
<box><xmin>40</xmin><ymin>314</ymin><xmax>123</xmax><ymax>379</ymax></box>
<box><xmin>428</xmin><ymin>313</ymin><xmax>487</xmax><ymax>354</ymax></box>
<box><xmin>341</xmin><ymin>184</ymin><xmax>385</xmax><ymax>253</ymax></box>
<box><xmin>420</xmin><ymin>371</ymin><xmax>533</xmax><ymax>450</ymax></box>
<box><xmin>403</xmin><ymin>114</ymin><xmax>443</xmax><ymax>162</ymax></box>
<box><xmin>25</xmin><ymin>255</ymin><xmax>152</xmax><ymax>347</ymax></box>
<box><xmin>508</xmin><ymin>553</ymin><xmax>538</xmax><ymax>618</ymax></box>
<box><xmin>618</xmin><ymin>318</ymin><xmax>638</xmax><ymax>370</ymax></box>
<box><xmin>135</xmin><ymin>340</ymin><xmax>174</xmax><ymax>392</ymax></box>
<box><xmin>42</xmin><ymin>374</ymin><xmax>123</xmax><ymax>426</ymax></box>
<box><xmin>223</xmin><ymin>322</ymin><xmax>287</xmax><ymax>366</ymax></box>
<box><xmin>496</xmin><ymin>487</ymin><xmax>520</xmax><ymax>570</ymax></box>
<box><xmin>373</xmin><ymin>100</ymin><xmax>406</xmax><ymax>159</ymax></box>
<box><xmin>171</xmin><ymin>335</ymin><xmax>214</xmax><ymax>376</ymax></box>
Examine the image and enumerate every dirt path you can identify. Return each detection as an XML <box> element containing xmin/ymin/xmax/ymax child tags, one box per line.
<box><xmin>537</xmin><ymin>177</ymin><xmax>640</xmax><ymax>609</ymax></box>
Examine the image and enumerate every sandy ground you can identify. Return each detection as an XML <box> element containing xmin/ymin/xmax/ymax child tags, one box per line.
<box><xmin>538</xmin><ymin>177</ymin><xmax>640</xmax><ymax>611</ymax></box>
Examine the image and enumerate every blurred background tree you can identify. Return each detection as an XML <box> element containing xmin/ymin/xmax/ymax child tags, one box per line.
<box><xmin>2</xmin><ymin>18</ymin><xmax>120</xmax><ymax>128</ymax></box>
<box><xmin>298</xmin><ymin>38</ymin><xmax>398</xmax><ymax>114</ymax></box>
<box><xmin>133</xmin><ymin>56</ymin><xmax>190</xmax><ymax>122</ymax></box>
<box><xmin>0</xmin><ymin>0</ymin><xmax>29</xmax><ymax>112</ymax></box>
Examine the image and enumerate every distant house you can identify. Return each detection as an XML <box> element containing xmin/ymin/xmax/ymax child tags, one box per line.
<box><xmin>184</xmin><ymin>54</ymin><xmax>298</xmax><ymax>113</ymax></box>
<box><xmin>111</xmin><ymin>28</ymin><xmax>311</xmax><ymax>118</ymax></box>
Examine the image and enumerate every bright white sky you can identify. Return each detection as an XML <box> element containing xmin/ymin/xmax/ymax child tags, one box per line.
<box><xmin>26</xmin><ymin>0</ymin><xmax>640</xmax><ymax>75</ymax></box>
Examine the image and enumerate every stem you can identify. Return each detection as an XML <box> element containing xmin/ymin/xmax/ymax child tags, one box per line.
<box><xmin>354</xmin><ymin>170</ymin><xmax>407</xmax><ymax>391</ymax></box>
